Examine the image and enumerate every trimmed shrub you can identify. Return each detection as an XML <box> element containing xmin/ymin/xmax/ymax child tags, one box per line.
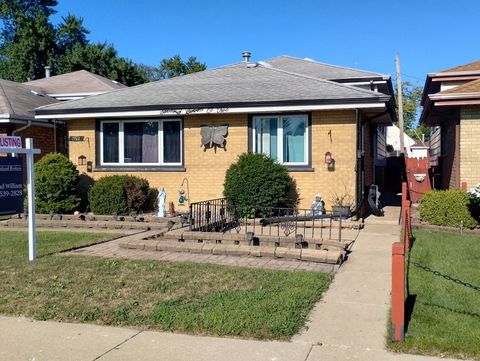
<box><xmin>34</xmin><ymin>153</ymin><xmax>81</xmax><ymax>214</ymax></box>
<box><xmin>419</xmin><ymin>190</ymin><xmax>478</xmax><ymax>229</ymax></box>
<box><xmin>223</xmin><ymin>153</ymin><xmax>298</xmax><ymax>214</ymax></box>
<box><xmin>88</xmin><ymin>175</ymin><xmax>155</xmax><ymax>215</ymax></box>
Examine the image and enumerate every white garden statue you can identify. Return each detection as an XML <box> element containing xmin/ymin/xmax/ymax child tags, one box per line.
<box><xmin>157</xmin><ymin>187</ymin><xmax>167</xmax><ymax>217</ymax></box>
<box><xmin>309</xmin><ymin>193</ymin><xmax>324</xmax><ymax>216</ymax></box>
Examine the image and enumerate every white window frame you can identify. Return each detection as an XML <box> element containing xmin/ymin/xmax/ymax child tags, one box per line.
<box><xmin>252</xmin><ymin>114</ymin><xmax>309</xmax><ymax>166</ymax></box>
<box><xmin>100</xmin><ymin>118</ymin><xmax>183</xmax><ymax>166</ymax></box>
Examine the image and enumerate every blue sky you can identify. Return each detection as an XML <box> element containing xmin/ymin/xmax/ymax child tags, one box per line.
<box><xmin>52</xmin><ymin>0</ymin><xmax>479</xmax><ymax>85</ymax></box>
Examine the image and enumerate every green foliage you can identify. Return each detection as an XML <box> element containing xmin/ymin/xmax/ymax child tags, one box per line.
<box><xmin>56</xmin><ymin>14</ymin><xmax>89</xmax><ymax>52</ymax></box>
<box><xmin>0</xmin><ymin>4</ymin><xmax>56</xmax><ymax>81</ymax></box>
<box><xmin>223</xmin><ymin>153</ymin><xmax>298</xmax><ymax>213</ymax></box>
<box><xmin>419</xmin><ymin>190</ymin><xmax>478</xmax><ymax>229</ymax></box>
<box><xmin>158</xmin><ymin>54</ymin><xmax>206</xmax><ymax>79</ymax></box>
<box><xmin>88</xmin><ymin>175</ymin><xmax>154</xmax><ymax>215</ymax></box>
<box><xmin>0</xmin><ymin>0</ymin><xmax>146</xmax><ymax>85</ymax></box>
<box><xmin>34</xmin><ymin>153</ymin><xmax>81</xmax><ymax>214</ymax></box>
<box><xmin>57</xmin><ymin>42</ymin><xmax>146</xmax><ymax>86</ymax></box>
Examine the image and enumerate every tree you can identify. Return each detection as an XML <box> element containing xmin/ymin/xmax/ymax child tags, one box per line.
<box><xmin>158</xmin><ymin>54</ymin><xmax>206</xmax><ymax>79</ymax></box>
<box><xmin>56</xmin><ymin>42</ymin><xmax>145</xmax><ymax>86</ymax></box>
<box><xmin>0</xmin><ymin>0</ymin><xmax>57</xmax><ymax>81</ymax></box>
<box><xmin>56</xmin><ymin>14</ymin><xmax>89</xmax><ymax>52</ymax></box>
<box><xmin>394</xmin><ymin>81</ymin><xmax>428</xmax><ymax>141</ymax></box>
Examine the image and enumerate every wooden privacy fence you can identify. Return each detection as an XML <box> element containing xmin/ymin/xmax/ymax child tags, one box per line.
<box><xmin>391</xmin><ymin>181</ymin><xmax>411</xmax><ymax>342</ymax></box>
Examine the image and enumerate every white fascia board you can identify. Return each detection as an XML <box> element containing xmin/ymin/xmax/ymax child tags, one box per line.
<box><xmin>430</xmin><ymin>93</ymin><xmax>480</xmax><ymax>101</ymax></box>
<box><xmin>35</xmin><ymin>103</ymin><xmax>386</xmax><ymax>120</ymax></box>
<box><xmin>342</xmin><ymin>81</ymin><xmax>387</xmax><ymax>86</ymax></box>
<box><xmin>48</xmin><ymin>91</ymin><xmax>106</xmax><ymax>98</ymax></box>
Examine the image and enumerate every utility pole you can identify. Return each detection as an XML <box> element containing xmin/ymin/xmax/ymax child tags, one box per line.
<box><xmin>396</xmin><ymin>53</ymin><xmax>405</xmax><ymax>153</ymax></box>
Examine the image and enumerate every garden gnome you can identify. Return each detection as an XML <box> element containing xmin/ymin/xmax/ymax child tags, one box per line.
<box><xmin>309</xmin><ymin>193</ymin><xmax>324</xmax><ymax>215</ymax></box>
<box><xmin>157</xmin><ymin>187</ymin><xmax>166</xmax><ymax>217</ymax></box>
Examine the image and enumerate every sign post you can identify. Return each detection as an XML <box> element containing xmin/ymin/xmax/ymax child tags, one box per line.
<box><xmin>0</xmin><ymin>137</ymin><xmax>40</xmax><ymax>261</ymax></box>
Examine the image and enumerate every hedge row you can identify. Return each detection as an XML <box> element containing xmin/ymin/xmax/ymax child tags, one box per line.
<box><xmin>419</xmin><ymin>190</ymin><xmax>479</xmax><ymax>229</ymax></box>
<box><xmin>33</xmin><ymin>153</ymin><xmax>156</xmax><ymax>215</ymax></box>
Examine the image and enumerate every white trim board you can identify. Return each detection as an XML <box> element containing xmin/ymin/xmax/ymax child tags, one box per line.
<box><xmin>35</xmin><ymin>103</ymin><xmax>387</xmax><ymax>120</ymax></box>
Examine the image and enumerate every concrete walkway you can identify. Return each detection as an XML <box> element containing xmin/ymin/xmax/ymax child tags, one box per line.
<box><xmin>0</xmin><ymin>207</ymin><xmax>462</xmax><ymax>361</ymax></box>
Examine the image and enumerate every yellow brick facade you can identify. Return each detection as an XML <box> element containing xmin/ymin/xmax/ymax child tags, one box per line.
<box><xmin>68</xmin><ymin>110</ymin><xmax>357</xmax><ymax>210</ymax></box>
<box><xmin>460</xmin><ymin>107</ymin><xmax>480</xmax><ymax>189</ymax></box>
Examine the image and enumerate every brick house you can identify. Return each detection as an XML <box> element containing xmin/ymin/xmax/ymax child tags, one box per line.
<box><xmin>35</xmin><ymin>55</ymin><xmax>396</xmax><ymax>210</ymax></box>
<box><xmin>421</xmin><ymin>61</ymin><xmax>480</xmax><ymax>190</ymax></box>
<box><xmin>0</xmin><ymin>70</ymin><xmax>125</xmax><ymax>158</ymax></box>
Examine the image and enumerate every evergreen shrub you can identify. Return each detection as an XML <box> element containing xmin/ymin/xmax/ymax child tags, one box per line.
<box><xmin>419</xmin><ymin>190</ymin><xmax>478</xmax><ymax>229</ymax></box>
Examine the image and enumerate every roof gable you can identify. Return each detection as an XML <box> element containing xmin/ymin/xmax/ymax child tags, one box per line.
<box><xmin>439</xmin><ymin>78</ymin><xmax>480</xmax><ymax>95</ymax></box>
<box><xmin>24</xmin><ymin>70</ymin><xmax>126</xmax><ymax>94</ymax></box>
<box><xmin>0</xmin><ymin>79</ymin><xmax>58</xmax><ymax>120</ymax></box>
<box><xmin>263</xmin><ymin>55</ymin><xmax>386</xmax><ymax>80</ymax></box>
<box><xmin>438</xmin><ymin>60</ymin><xmax>480</xmax><ymax>74</ymax></box>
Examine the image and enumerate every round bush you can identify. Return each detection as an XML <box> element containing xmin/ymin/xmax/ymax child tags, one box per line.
<box><xmin>223</xmin><ymin>153</ymin><xmax>298</xmax><ymax>213</ymax></box>
<box><xmin>88</xmin><ymin>175</ymin><xmax>154</xmax><ymax>215</ymax></box>
<box><xmin>34</xmin><ymin>153</ymin><xmax>81</xmax><ymax>214</ymax></box>
<box><xmin>419</xmin><ymin>190</ymin><xmax>478</xmax><ymax>229</ymax></box>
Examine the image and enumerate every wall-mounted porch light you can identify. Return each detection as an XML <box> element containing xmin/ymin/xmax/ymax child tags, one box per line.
<box><xmin>78</xmin><ymin>155</ymin><xmax>86</xmax><ymax>165</ymax></box>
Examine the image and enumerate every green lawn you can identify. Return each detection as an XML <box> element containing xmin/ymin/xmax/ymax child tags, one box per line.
<box><xmin>389</xmin><ymin>228</ymin><xmax>480</xmax><ymax>360</ymax></box>
<box><xmin>0</xmin><ymin>230</ymin><xmax>332</xmax><ymax>340</ymax></box>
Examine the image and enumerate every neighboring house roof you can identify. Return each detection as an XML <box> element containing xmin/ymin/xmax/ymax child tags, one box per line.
<box><xmin>0</xmin><ymin>79</ymin><xmax>58</xmax><ymax>123</ymax></box>
<box><xmin>36</xmin><ymin>60</ymin><xmax>393</xmax><ymax>119</ymax></box>
<box><xmin>386</xmin><ymin>124</ymin><xmax>415</xmax><ymax>152</ymax></box>
<box><xmin>262</xmin><ymin>55</ymin><xmax>387</xmax><ymax>80</ymax></box>
<box><xmin>421</xmin><ymin>60</ymin><xmax>480</xmax><ymax>124</ymax></box>
<box><xmin>24</xmin><ymin>70</ymin><xmax>126</xmax><ymax>97</ymax></box>
<box><xmin>437</xmin><ymin>60</ymin><xmax>480</xmax><ymax>74</ymax></box>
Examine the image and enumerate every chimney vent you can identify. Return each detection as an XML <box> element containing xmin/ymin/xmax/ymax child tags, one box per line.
<box><xmin>242</xmin><ymin>51</ymin><xmax>251</xmax><ymax>63</ymax></box>
<box><xmin>45</xmin><ymin>66</ymin><xmax>51</xmax><ymax>78</ymax></box>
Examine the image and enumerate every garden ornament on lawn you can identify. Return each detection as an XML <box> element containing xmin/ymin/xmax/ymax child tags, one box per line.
<box><xmin>200</xmin><ymin>124</ymin><xmax>228</xmax><ymax>150</ymax></box>
<box><xmin>309</xmin><ymin>193</ymin><xmax>324</xmax><ymax>216</ymax></box>
<box><xmin>157</xmin><ymin>187</ymin><xmax>166</xmax><ymax>217</ymax></box>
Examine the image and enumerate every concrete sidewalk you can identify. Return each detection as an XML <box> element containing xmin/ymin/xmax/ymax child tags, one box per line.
<box><xmin>0</xmin><ymin>207</ymin><xmax>462</xmax><ymax>361</ymax></box>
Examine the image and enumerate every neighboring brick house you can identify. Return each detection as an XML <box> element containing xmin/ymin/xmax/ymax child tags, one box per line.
<box><xmin>35</xmin><ymin>55</ymin><xmax>396</xmax><ymax>210</ymax></box>
<box><xmin>0</xmin><ymin>70</ymin><xmax>126</xmax><ymax>158</ymax></box>
<box><xmin>421</xmin><ymin>61</ymin><xmax>480</xmax><ymax>190</ymax></box>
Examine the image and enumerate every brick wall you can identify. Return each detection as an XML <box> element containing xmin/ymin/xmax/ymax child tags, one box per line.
<box><xmin>441</xmin><ymin>115</ymin><xmax>460</xmax><ymax>189</ymax></box>
<box><xmin>67</xmin><ymin>110</ymin><xmax>358</xmax><ymax>210</ymax></box>
<box><xmin>460</xmin><ymin>107</ymin><xmax>480</xmax><ymax>189</ymax></box>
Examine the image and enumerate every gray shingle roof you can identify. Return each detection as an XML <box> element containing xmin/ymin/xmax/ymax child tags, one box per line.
<box><xmin>24</xmin><ymin>70</ymin><xmax>126</xmax><ymax>94</ymax></box>
<box><xmin>263</xmin><ymin>55</ymin><xmax>387</xmax><ymax>80</ymax></box>
<box><xmin>0</xmin><ymin>80</ymin><xmax>58</xmax><ymax>120</ymax></box>
<box><xmin>36</xmin><ymin>61</ymin><xmax>389</xmax><ymax>114</ymax></box>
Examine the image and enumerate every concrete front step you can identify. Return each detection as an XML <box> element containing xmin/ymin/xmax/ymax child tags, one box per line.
<box><xmin>119</xmin><ymin>239</ymin><xmax>344</xmax><ymax>264</ymax></box>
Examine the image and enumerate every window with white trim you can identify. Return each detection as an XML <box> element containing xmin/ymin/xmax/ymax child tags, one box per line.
<box><xmin>100</xmin><ymin>119</ymin><xmax>182</xmax><ymax>166</ymax></box>
<box><xmin>252</xmin><ymin>114</ymin><xmax>309</xmax><ymax>165</ymax></box>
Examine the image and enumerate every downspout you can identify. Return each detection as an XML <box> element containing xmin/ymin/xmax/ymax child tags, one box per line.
<box><xmin>12</xmin><ymin>120</ymin><xmax>32</xmax><ymax>136</ymax></box>
<box><xmin>11</xmin><ymin>120</ymin><xmax>32</xmax><ymax>156</ymax></box>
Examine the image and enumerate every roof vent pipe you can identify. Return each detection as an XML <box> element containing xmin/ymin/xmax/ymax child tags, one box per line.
<box><xmin>45</xmin><ymin>66</ymin><xmax>51</xmax><ymax>78</ymax></box>
<box><xmin>242</xmin><ymin>51</ymin><xmax>251</xmax><ymax>63</ymax></box>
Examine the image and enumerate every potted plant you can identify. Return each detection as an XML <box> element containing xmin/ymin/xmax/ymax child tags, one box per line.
<box><xmin>331</xmin><ymin>188</ymin><xmax>354</xmax><ymax>218</ymax></box>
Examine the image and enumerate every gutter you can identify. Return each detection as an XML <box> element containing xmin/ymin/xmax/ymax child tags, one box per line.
<box><xmin>12</xmin><ymin>120</ymin><xmax>32</xmax><ymax>136</ymax></box>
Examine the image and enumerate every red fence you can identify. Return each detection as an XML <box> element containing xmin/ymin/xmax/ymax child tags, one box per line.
<box><xmin>391</xmin><ymin>181</ymin><xmax>411</xmax><ymax>342</ymax></box>
<box><xmin>405</xmin><ymin>156</ymin><xmax>431</xmax><ymax>204</ymax></box>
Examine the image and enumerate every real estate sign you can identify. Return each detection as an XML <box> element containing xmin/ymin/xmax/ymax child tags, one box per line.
<box><xmin>0</xmin><ymin>157</ymin><xmax>24</xmax><ymax>215</ymax></box>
